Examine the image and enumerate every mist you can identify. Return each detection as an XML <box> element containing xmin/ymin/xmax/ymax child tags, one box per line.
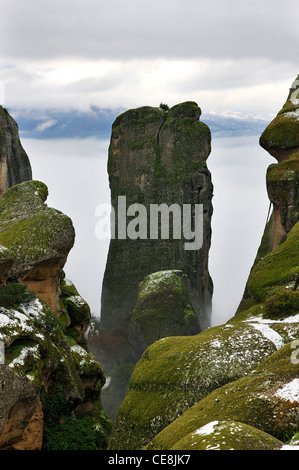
<box><xmin>23</xmin><ymin>134</ymin><xmax>273</xmax><ymax>327</ymax></box>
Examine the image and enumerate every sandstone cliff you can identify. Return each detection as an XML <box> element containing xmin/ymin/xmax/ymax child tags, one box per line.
<box><xmin>237</xmin><ymin>75</ymin><xmax>299</xmax><ymax>312</ymax></box>
<box><xmin>0</xmin><ymin>110</ymin><xmax>111</xmax><ymax>450</ymax></box>
<box><xmin>108</xmin><ymin>78</ymin><xmax>299</xmax><ymax>450</ymax></box>
<box><xmin>0</xmin><ymin>106</ymin><xmax>32</xmax><ymax>197</ymax></box>
<box><xmin>91</xmin><ymin>102</ymin><xmax>213</xmax><ymax>418</ymax></box>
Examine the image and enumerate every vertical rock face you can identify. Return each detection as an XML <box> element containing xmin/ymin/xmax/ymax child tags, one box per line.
<box><xmin>0</xmin><ymin>107</ymin><xmax>32</xmax><ymax>197</ymax></box>
<box><xmin>237</xmin><ymin>76</ymin><xmax>299</xmax><ymax>313</ymax></box>
<box><xmin>95</xmin><ymin>102</ymin><xmax>213</xmax><ymax>417</ymax></box>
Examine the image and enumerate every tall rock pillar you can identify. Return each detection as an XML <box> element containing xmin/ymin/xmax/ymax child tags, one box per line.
<box><xmin>93</xmin><ymin>102</ymin><xmax>213</xmax><ymax>418</ymax></box>
<box><xmin>0</xmin><ymin>107</ymin><xmax>32</xmax><ymax>197</ymax></box>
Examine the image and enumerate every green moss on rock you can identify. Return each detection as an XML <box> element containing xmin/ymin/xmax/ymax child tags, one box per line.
<box><xmin>171</xmin><ymin>420</ymin><xmax>283</xmax><ymax>450</ymax></box>
<box><xmin>108</xmin><ymin>317</ymin><xmax>290</xmax><ymax>449</ymax></box>
<box><xmin>147</xmin><ymin>342</ymin><xmax>299</xmax><ymax>450</ymax></box>
<box><xmin>247</xmin><ymin>221</ymin><xmax>299</xmax><ymax>302</ymax></box>
<box><xmin>127</xmin><ymin>270</ymin><xmax>199</xmax><ymax>355</ymax></box>
<box><xmin>259</xmin><ymin>77</ymin><xmax>299</xmax><ymax>161</ymax></box>
<box><xmin>98</xmin><ymin>102</ymin><xmax>213</xmax><ymax>418</ymax></box>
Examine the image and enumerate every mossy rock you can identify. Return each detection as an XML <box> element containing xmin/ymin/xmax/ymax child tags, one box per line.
<box><xmin>60</xmin><ymin>278</ymin><xmax>79</xmax><ymax>297</ymax></box>
<box><xmin>147</xmin><ymin>342</ymin><xmax>299</xmax><ymax>450</ymax></box>
<box><xmin>0</xmin><ymin>180</ymin><xmax>75</xmax><ymax>279</ymax></box>
<box><xmin>108</xmin><ymin>318</ymin><xmax>288</xmax><ymax>450</ymax></box>
<box><xmin>259</xmin><ymin>78</ymin><xmax>299</xmax><ymax>162</ymax></box>
<box><xmin>60</xmin><ymin>278</ymin><xmax>91</xmax><ymax>346</ymax></box>
<box><xmin>247</xmin><ymin>220</ymin><xmax>299</xmax><ymax>302</ymax></box>
<box><xmin>0</xmin><ymin>245</ymin><xmax>16</xmax><ymax>281</ymax></box>
<box><xmin>171</xmin><ymin>420</ymin><xmax>283</xmax><ymax>450</ymax></box>
<box><xmin>260</xmin><ymin>114</ymin><xmax>299</xmax><ymax>160</ymax></box>
<box><xmin>0</xmin><ymin>295</ymin><xmax>111</xmax><ymax>449</ymax></box>
<box><xmin>70</xmin><ymin>343</ymin><xmax>104</xmax><ymax>382</ymax></box>
<box><xmin>64</xmin><ymin>295</ymin><xmax>91</xmax><ymax>326</ymax></box>
<box><xmin>99</xmin><ymin>102</ymin><xmax>213</xmax><ymax>418</ymax></box>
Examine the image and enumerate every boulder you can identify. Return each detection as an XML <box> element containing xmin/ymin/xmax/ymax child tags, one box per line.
<box><xmin>0</xmin><ymin>180</ymin><xmax>75</xmax><ymax>314</ymax></box>
<box><xmin>127</xmin><ymin>270</ymin><xmax>199</xmax><ymax>356</ymax></box>
<box><xmin>0</xmin><ymin>106</ymin><xmax>32</xmax><ymax>197</ymax></box>
<box><xmin>260</xmin><ymin>75</ymin><xmax>299</xmax><ymax>162</ymax></box>
<box><xmin>146</xmin><ymin>343</ymin><xmax>299</xmax><ymax>450</ymax></box>
<box><xmin>170</xmin><ymin>420</ymin><xmax>283</xmax><ymax>451</ymax></box>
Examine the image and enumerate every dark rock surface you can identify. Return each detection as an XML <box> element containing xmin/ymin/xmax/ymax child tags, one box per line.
<box><xmin>92</xmin><ymin>102</ymin><xmax>213</xmax><ymax>418</ymax></box>
<box><xmin>0</xmin><ymin>106</ymin><xmax>32</xmax><ymax>197</ymax></box>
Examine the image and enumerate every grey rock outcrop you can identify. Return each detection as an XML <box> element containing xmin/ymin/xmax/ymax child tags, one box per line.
<box><xmin>0</xmin><ymin>180</ymin><xmax>75</xmax><ymax>314</ymax></box>
<box><xmin>107</xmin><ymin>79</ymin><xmax>299</xmax><ymax>451</ymax></box>
<box><xmin>0</xmin><ymin>107</ymin><xmax>32</xmax><ymax>197</ymax></box>
<box><xmin>91</xmin><ymin>102</ymin><xmax>213</xmax><ymax>418</ymax></box>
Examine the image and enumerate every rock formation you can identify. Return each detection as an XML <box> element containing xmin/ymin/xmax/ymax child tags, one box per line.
<box><xmin>92</xmin><ymin>102</ymin><xmax>213</xmax><ymax>418</ymax></box>
<box><xmin>107</xmin><ymin>78</ymin><xmax>299</xmax><ymax>450</ymax></box>
<box><xmin>237</xmin><ymin>74</ymin><xmax>299</xmax><ymax>312</ymax></box>
<box><xmin>0</xmin><ymin>109</ymin><xmax>111</xmax><ymax>450</ymax></box>
<box><xmin>260</xmin><ymin>75</ymin><xmax>299</xmax><ymax>162</ymax></box>
<box><xmin>127</xmin><ymin>270</ymin><xmax>199</xmax><ymax>356</ymax></box>
<box><xmin>0</xmin><ymin>106</ymin><xmax>32</xmax><ymax>197</ymax></box>
<box><xmin>0</xmin><ymin>180</ymin><xmax>75</xmax><ymax>314</ymax></box>
<box><xmin>0</xmin><ymin>286</ymin><xmax>111</xmax><ymax>450</ymax></box>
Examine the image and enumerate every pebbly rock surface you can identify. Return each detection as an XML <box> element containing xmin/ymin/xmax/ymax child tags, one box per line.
<box><xmin>0</xmin><ymin>106</ymin><xmax>32</xmax><ymax>197</ymax></box>
<box><xmin>92</xmin><ymin>102</ymin><xmax>213</xmax><ymax>418</ymax></box>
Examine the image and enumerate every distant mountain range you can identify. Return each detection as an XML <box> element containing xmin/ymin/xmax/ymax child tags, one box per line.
<box><xmin>8</xmin><ymin>106</ymin><xmax>273</xmax><ymax>140</ymax></box>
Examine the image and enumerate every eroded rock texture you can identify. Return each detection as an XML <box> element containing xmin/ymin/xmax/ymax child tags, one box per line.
<box><xmin>93</xmin><ymin>102</ymin><xmax>213</xmax><ymax>418</ymax></box>
<box><xmin>0</xmin><ymin>106</ymin><xmax>32</xmax><ymax>197</ymax></box>
<box><xmin>238</xmin><ymin>76</ymin><xmax>299</xmax><ymax>313</ymax></box>
<box><xmin>108</xmin><ymin>79</ymin><xmax>299</xmax><ymax>451</ymax></box>
<box><xmin>0</xmin><ymin>366</ymin><xmax>42</xmax><ymax>450</ymax></box>
<box><xmin>0</xmin><ymin>181</ymin><xmax>75</xmax><ymax>314</ymax></box>
<box><xmin>0</xmin><ymin>110</ymin><xmax>111</xmax><ymax>449</ymax></box>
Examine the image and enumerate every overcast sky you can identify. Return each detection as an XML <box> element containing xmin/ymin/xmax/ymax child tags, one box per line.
<box><xmin>0</xmin><ymin>0</ymin><xmax>298</xmax><ymax>115</ymax></box>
